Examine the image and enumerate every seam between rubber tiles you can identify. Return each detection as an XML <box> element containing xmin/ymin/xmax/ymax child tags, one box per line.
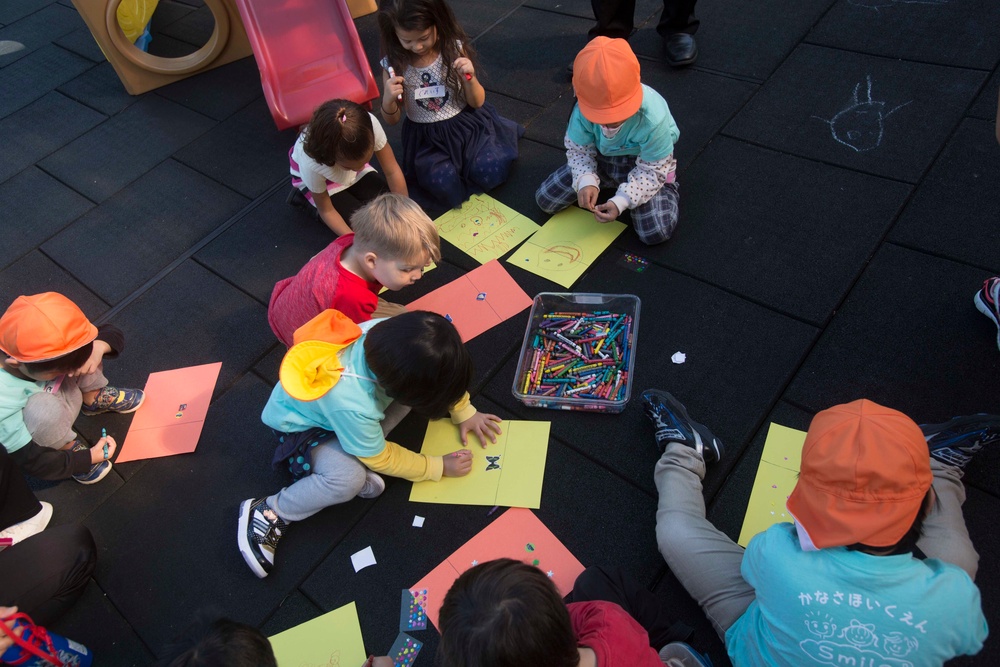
<box><xmin>467</xmin><ymin>2</ymin><xmax>531</xmax><ymax>42</ymax></box>
<box><xmin>884</xmin><ymin>240</ymin><xmax>1000</xmax><ymax>276</ymax></box>
<box><xmin>93</xmin><ymin>178</ymin><xmax>287</xmax><ymax>325</ymax></box>
<box><xmin>799</xmin><ymin>39</ymin><xmax>994</xmax><ymax>74</ymax></box>
<box><xmin>77</xmin><ymin>577</ymin><xmax>160</xmax><ymax>661</ymax></box>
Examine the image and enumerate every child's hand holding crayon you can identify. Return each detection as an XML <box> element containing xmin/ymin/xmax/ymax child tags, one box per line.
<box><xmin>443</xmin><ymin>449</ymin><xmax>473</xmax><ymax>477</ymax></box>
<box><xmin>91</xmin><ymin>435</ymin><xmax>117</xmax><ymax>464</ymax></box>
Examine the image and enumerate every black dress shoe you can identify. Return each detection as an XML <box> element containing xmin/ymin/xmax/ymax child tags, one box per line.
<box><xmin>665</xmin><ymin>33</ymin><xmax>697</xmax><ymax>67</ymax></box>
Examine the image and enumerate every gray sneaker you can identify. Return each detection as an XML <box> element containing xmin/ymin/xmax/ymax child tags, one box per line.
<box><xmin>358</xmin><ymin>471</ymin><xmax>385</xmax><ymax>499</ymax></box>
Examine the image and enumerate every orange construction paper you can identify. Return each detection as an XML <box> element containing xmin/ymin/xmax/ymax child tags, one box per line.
<box><xmin>411</xmin><ymin>508</ymin><xmax>585</xmax><ymax>628</ymax></box>
<box><xmin>116</xmin><ymin>362</ymin><xmax>222</xmax><ymax>463</ymax></box>
<box><xmin>406</xmin><ymin>260</ymin><xmax>532</xmax><ymax>342</ymax></box>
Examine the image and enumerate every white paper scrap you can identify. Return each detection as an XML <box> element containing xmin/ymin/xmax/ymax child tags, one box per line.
<box><xmin>671</xmin><ymin>351</ymin><xmax>686</xmax><ymax>364</ymax></box>
<box><xmin>351</xmin><ymin>546</ymin><xmax>377</xmax><ymax>572</ymax></box>
<box><xmin>413</xmin><ymin>515</ymin><xmax>425</xmax><ymax>528</ymax></box>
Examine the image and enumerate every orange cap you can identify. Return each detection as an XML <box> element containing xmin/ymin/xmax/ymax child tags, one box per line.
<box><xmin>0</xmin><ymin>293</ymin><xmax>98</xmax><ymax>363</ymax></box>
<box><xmin>786</xmin><ymin>399</ymin><xmax>932</xmax><ymax>549</ymax></box>
<box><xmin>572</xmin><ymin>37</ymin><xmax>643</xmax><ymax>125</ymax></box>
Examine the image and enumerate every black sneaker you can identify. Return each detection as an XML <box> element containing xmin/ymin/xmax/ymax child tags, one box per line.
<box><xmin>285</xmin><ymin>187</ymin><xmax>308</xmax><ymax>208</ymax></box>
<box><xmin>641</xmin><ymin>389</ymin><xmax>724</xmax><ymax>464</ymax></box>
<box><xmin>238</xmin><ymin>497</ymin><xmax>289</xmax><ymax>578</ymax></box>
<box><xmin>921</xmin><ymin>414</ymin><xmax>1000</xmax><ymax>469</ymax></box>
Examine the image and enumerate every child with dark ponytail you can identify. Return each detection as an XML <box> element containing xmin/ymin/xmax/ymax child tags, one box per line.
<box><xmin>289</xmin><ymin>99</ymin><xmax>408</xmax><ymax>236</ymax></box>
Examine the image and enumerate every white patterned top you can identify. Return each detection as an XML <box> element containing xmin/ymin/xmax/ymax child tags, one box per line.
<box><xmin>403</xmin><ymin>54</ymin><xmax>466</xmax><ymax>124</ymax></box>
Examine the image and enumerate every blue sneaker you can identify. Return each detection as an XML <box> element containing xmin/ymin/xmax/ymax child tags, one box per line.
<box><xmin>641</xmin><ymin>389</ymin><xmax>724</xmax><ymax>464</ymax></box>
<box><xmin>71</xmin><ymin>440</ymin><xmax>112</xmax><ymax>485</ymax></box>
<box><xmin>659</xmin><ymin>641</ymin><xmax>714</xmax><ymax>666</ymax></box>
<box><xmin>81</xmin><ymin>386</ymin><xmax>144</xmax><ymax>416</ymax></box>
<box><xmin>921</xmin><ymin>414</ymin><xmax>1000</xmax><ymax>469</ymax></box>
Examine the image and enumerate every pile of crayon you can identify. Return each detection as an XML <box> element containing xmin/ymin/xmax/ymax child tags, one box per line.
<box><xmin>518</xmin><ymin>310</ymin><xmax>633</xmax><ymax>402</ymax></box>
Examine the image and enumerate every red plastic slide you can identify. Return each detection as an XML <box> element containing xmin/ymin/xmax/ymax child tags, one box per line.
<box><xmin>233</xmin><ymin>0</ymin><xmax>379</xmax><ymax>130</ymax></box>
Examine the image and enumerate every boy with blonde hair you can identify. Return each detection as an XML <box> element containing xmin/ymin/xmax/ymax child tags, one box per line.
<box><xmin>268</xmin><ymin>193</ymin><xmax>440</xmax><ymax>346</ymax></box>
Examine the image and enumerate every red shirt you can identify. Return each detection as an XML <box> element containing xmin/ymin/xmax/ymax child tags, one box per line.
<box><xmin>268</xmin><ymin>234</ymin><xmax>382</xmax><ymax>346</ymax></box>
<box><xmin>568</xmin><ymin>601</ymin><xmax>662</xmax><ymax>667</ymax></box>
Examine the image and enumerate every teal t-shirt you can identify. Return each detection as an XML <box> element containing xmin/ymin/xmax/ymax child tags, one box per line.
<box><xmin>726</xmin><ymin>523</ymin><xmax>988</xmax><ymax>666</ymax></box>
<box><xmin>0</xmin><ymin>369</ymin><xmax>45</xmax><ymax>453</ymax></box>
<box><xmin>261</xmin><ymin>319</ymin><xmax>392</xmax><ymax>458</ymax></box>
<box><xmin>566</xmin><ymin>84</ymin><xmax>679</xmax><ymax>161</ymax></box>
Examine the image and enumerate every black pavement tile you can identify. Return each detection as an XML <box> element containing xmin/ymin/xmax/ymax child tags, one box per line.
<box><xmin>472</xmin><ymin>7</ymin><xmax>591</xmax><ymax>106</ymax></box>
<box><xmin>52</xmin><ymin>27</ymin><xmax>107</xmax><ymax>63</ymax></box>
<box><xmin>155</xmin><ymin>56</ymin><xmax>261</xmax><ymax>121</ymax></box>
<box><xmin>58</xmin><ymin>61</ymin><xmax>138</xmax><ymax>116</ymax></box>
<box><xmin>150</xmin><ymin>0</ymin><xmax>197</xmax><ymax>33</ymax></box>
<box><xmin>51</xmin><ymin>580</ymin><xmax>156</xmax><ymax>667</ymax></box>
<box><xmin>0</xmin><ymin>168</ymin><xmax>93</xmax><ymax>269</ymax></box>
<box><xmin>807</xmin><ymin>0</ymin><xmax>1000</xmax><ymax>70</ymax></box>
<box><xmin>0</xmin><ymin>0</ymin><xmax>59</xmax><ymax>25</ymax></box>
<box><xmin>968</xmin><ymin>68</ymin><xmax>999</xmax><ymax>120</ymax></box>
<box><xmin>525</xmin><ymin>0</ymin><xmax>667</xmax><ymax>26</ymax></box>
<box><xmin>0</xmin><ymin>44</ymin><xmax>93</xmax><ymax>118</ymax></box>
<box><xmin>630</xmin><ymin>0</ymin><xmax>836</xmax><ymax>81</ymax></box>
<box><xmin>615</xmin><ymin>137</ymin><xmax>912</xmax><ymax>325</ymax></box>
<box><xmin>300</xmin><ymin>396</ymin><xmax>663</xmax><ymax>656</ymax></box>
<box><xmin>0</xmin><ymin>250</ymin><xmax>108</xmax><ymax>317</ymax></box>
<box><xmin>481</xmin><ymin>257</ymin><xmax>818</xmax><ymax>496</ymax></box>
<box><xmin>652</xmin><ymin>568</ymin><xmax>731</xmax><ymax>667</ymax></box>
<box><xmin>253</xmin><ymin>343</ymin><xmax>284</xmax><ymax>388</ymax></box>
<box><xmin>146</xmin><ymin>32</ymin><xmax>201</xmax><ymax>58</ymax></box>
<box><xmin>725</xmin><ymin>44</ymin><xmax>986</xmax><ymax>183</ymax></box>
<box><xmin>890</xmin><ymin>119</ymin><xmax>1000</xmax><ymax>274</ymax></box>
<box><xmin>84</xmin><ymin>374</ymin><xmax>372</xmax><ymax>653</ymax></box>
<box><xmin>29</xmin><ymin>465</ymin><xmax>124</xmax><ymax>527</ymax></box>
<box><xmin>786</xmin><ymin>244</ymin><xmax>1000</xmax><ymax>419</ymax></box>
<box><xmin>194</xmin><ymin>186</ymin><xmax>334</xmax><ymax>304</ymax></box>
<box><xmin>259</xmin><ymin>590</ymin><xmax>324</xmax><ymax>636</ymax></box>
<box><xmin>490</xmin><ymin>138</ymin><xmax>568</xmax><ymax>225</ymax></box>
<box><xmin>39</xmin><ymin>95</ymin><xmax>215</xmax><ymax>202</ymax></box>
<box><xmin>158</xmin><ymin>3</ymin><xmax>214</xmax><ymax>47</ymax></box>
<box><xmin>0</xmin><ymin>91</ymin><xmax>105</xmax><ymax>185</ymax></box>
<box><xmin>0</xmin><ymin>2</ymin><xmax>81</xmax><ymax>67</ymax></box>
<box><xmin>89</xmin><ymin>259</ymin><xmax>274</xmax><ymax>394</ymax></box>
<box><xmin>42</xmin><ymin>159</ymin><xmax>249</xmax><ymax>303</ymax></box>
<box><xmin>522</xmin><ymin>88</ymin><xmax>575</xmax><ymax>149</ymax></box>
<box><xmin>451</xmin><ymin>0</ymin><xmax>522</xmax><ymax>39</ymax></box>
<box><xmin>174</xmin><ymin>97</ymin><xmax>298</xmax><ymax>199</ymax></box>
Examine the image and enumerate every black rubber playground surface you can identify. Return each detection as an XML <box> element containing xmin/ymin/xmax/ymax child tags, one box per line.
<box><xmin>1</xmin><ymin>0</ymin><xmax>998</xmax><ymax>664</ymax></box>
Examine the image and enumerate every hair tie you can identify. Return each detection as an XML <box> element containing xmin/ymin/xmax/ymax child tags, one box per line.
<box><xmin>340</xmin><ymin>114</ymin><xmax>347</xmax><ymax>123</ymax></box>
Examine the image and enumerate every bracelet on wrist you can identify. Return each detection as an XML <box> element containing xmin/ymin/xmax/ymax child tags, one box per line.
<box><xmin>382</xmin><ymin>102</ymin><xmax>398</xmax><ymax>115</ymax></box>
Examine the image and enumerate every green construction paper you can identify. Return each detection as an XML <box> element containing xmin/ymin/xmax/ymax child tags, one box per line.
<box><xmin>410</xmin><ymin>419</ymin><xmax>550</xmax><ymax>508</ymax></box>
<box><xmin>435</xmin><ymin>194</ymin><xmax>541</xmax><ymax>264</ymax></box>
<box><xmin>506</xmin><ymin>206</ymin><xmax>625</xmax><ymax>288</ymax></box>
<box><xmin>738</xmin><ymin>423</ymin><xmax>807</xmax><ymax>547</ymax></box>
<box><xmin>268</xmin><ymin>601</ymin><xmax>366</xmax><ymax>667</ymax></box>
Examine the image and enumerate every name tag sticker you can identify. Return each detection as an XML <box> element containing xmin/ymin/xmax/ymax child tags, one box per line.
<box><xmin>414</xmin><ymin>85</ymin><xmax>446</xmax><ymax>100</ymax></box>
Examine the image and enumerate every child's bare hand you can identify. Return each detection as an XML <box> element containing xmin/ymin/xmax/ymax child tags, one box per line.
<box><xmin>362</xmin><ymin>655</ymin><xmax>394</xmax><ymax>667</ymax></box>
<box><xmin>453</xmin><ymin>57</ymin><xmax>475</xmax><ymax>79</ymax></box>
<box><xmin>68</xmin><ymin>340</ymin><xmax>110</xmax><ymax>377</ymax></box>
<box><xmin>383</xmin><ymin>76</ymin><xmax>404</xmax><ymax>106</ymax></box>
<box><xmin>593</xmin><ymin>200</ymin><xmax>619</xmax><ymax>222</ymax></box>
<box><xmin>577</xmin><ymin>185</ymin><xmax>599</xmax><ymax>211</ymax></box>
<box><xmin>90</xmin><ymin>435</ymin><xmax>117</xmax><ymax>464</ymax></box>
<box><xmin>443</xmin><ymin>449</ymin><xmax>473</xmax><ymax>477</ymax></box>
<box><xmin>459</xmin><ymin>413</ymin><xmax>502</xmax><ymax>448</ymax></box>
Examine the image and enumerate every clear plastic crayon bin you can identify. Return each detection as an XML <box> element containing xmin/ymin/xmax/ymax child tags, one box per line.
<box><xmin>512</xmin><ymin>293</ymin><xmax>640</xmax><ymax>413</ymax></box>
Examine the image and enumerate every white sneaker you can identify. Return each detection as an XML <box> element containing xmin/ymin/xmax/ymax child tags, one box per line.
<box><xmin>358</xmin><ymin>471</ymin><xmax>385</xmax><ymax>499</ymax></box>
<box><xmin>0</xmin><ymin>502</ymin><xmax>53</xmax><ymax>545</ymax></box>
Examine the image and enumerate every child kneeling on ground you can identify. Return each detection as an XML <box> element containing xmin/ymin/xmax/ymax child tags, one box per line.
<box><xmin>238</xmin><ymin>309</ymin><xmax>501</xmax><ymax>578</ymax></box>
<box><xmin>0</xmin><ymin>293</ymin><xmax>143</xmax><ymax>485</ymax></box>
<box><xmin>536</xmin><ymin>37</ymin><xmax>681</xmax><ymax>245</ymax></box>
<box><xmin>268</xmin><ymin>194</ymin><xmax>440</xmax><ymax>347</ymax></box>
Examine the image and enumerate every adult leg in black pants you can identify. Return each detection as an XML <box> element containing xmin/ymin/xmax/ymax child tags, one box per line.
<box><xmin>0</xmin><ymin>449</ymin><xmax>96</xmax><ymax>625</ymax></box>
<box><xmin>587</xmin><ymin>0</ymin><xmax>699</xmax><ymax>67</ymax></box>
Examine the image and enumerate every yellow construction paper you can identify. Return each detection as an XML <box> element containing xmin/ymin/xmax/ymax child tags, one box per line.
<box><xmin>506</xmin><ymin>206</ymin><xmax>626</xmax><ymax>288</ymax></box>
<box><xmin>268</xmin><ymin>601</ymin><xmax>367</xmax><ymax>667</ymax></box>
<box><xmin>410</xmin><ymin>419</ymin><xmax>550</xmax><ymax>508</ymax></box>
<box><xmin>738</xmin><ymin>423</ymin><xmax>807</xmax><ymax>547</ymax></box>
<box><xmin>435</xmin><ymin>194</ymin><xmax>541</xmax><ymax>264</ymax></box>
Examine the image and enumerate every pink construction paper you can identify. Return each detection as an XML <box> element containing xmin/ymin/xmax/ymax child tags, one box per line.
<box><xmin>116</xmin><ymin>362</ymin><xmax>222</xmax><ymax>463</ymax></box>
<box><xmin>406</xmin><ymin>260</ymin><xmax>532</xmax><ymax>342</ymax></box>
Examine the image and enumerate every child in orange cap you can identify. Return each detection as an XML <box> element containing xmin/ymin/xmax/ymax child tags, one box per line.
<box><xmin>0</xmin><ymin>293</ymin><xmax>145</xmax><ymax>484</ymax></box>
<box><xmin>536</xmin><ymin>37</ymin><xmax>681</xmax><ymax>245</ymax></box>
<box><xmin>643</xmin><ymin>391</ymin><xmax>991</xmax><ymax>666</ymax></box>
